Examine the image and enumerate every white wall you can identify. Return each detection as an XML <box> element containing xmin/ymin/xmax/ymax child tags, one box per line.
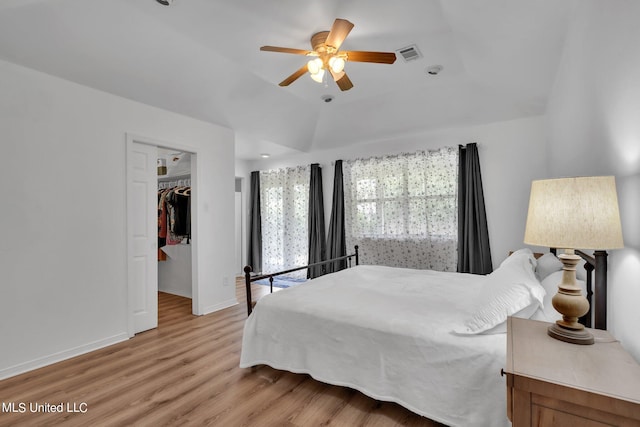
<box><xmin>240</xmin><ymin>115</ymin><xmax>549</xmax><ymax>271</ymax></box>
<box><xmin>545</xmin><ymin>0</ymin><xmax>640</xmax><ymax>361</ymax></box>
<box><xmin>158</xmin><ymin>245</ymin><xmax>192</xmax><ymax>298</ymax></box>
<box><xmin>0</xmin><ymin>58</ymin><xmax>236</xmax><ymax>379</ymax></box>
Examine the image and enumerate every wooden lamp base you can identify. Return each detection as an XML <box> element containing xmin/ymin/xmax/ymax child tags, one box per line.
<box><xmin>548</xmin><ymin>250</ymin><xmax>594</xmax><ymax>345</ymax></box>
<box><xmin>548</xmin><ymin>323</ymin><xmax>594</xmax><ymax>345</ymax></box>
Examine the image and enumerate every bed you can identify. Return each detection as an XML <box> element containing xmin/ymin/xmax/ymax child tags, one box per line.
<box><xmin>240</xmin><ymin>247</ymin><xmax>607</xmax><ymax>426</ymax></box>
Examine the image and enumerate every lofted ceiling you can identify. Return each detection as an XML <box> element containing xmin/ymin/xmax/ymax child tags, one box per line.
<box><xmin>0</xmin><ymin>0</ymin><xmax>575</xmax><ymax>159</ymax></box>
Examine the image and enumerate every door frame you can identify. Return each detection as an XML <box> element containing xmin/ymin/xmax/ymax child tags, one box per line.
<box><xmin>234</xmin><ymin>177</ymin><xmax>245</xmax><ymax>275</ymax></box>
<box><xmin>125</xmin><ymin>133</ymin><xmax>199</xmax><ymax>337</ymax></box>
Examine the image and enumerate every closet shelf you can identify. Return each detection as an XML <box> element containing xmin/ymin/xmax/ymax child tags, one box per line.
<box><xmin>158</xmin><ymin>173</ymin><xmax>191</xmax><ymax>182</ymax></box>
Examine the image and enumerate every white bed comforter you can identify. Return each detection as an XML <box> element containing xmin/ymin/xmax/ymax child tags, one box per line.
<box><xmin>240</xmin><ymin>265</ymin><xmax>509</xmax><ymax>427</ymax></box>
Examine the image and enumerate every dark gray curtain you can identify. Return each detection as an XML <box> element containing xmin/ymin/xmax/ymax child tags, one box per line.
<box><xmin>247</xmin><ymin>171</ymin><xmax>262</xmax><ymax>273</ymax></box>
<box><xmin>307</xmin><ymin>164</ymin><xmax>326</xmax><ymax>279</ymax></box>
<box><xmin>326</xmin><ymin>160</ymin><xmax>347</xmax><ymax>273</ymax></box>
<box><xmin>457</xmin><ymin>143</ymin><xmax>492</xmax><ymax>274</ymax></box>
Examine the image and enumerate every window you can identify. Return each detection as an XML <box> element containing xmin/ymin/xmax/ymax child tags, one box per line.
<box><xmin>344</xmin><ymin>147</ymin><xmax>458</xmax><ymax>271</ymax></box>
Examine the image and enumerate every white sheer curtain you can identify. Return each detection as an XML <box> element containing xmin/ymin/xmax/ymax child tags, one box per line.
<box><xmin>260</xmin><ymin>166</ymin><xmax>310</xmax><ymax>277</ymax></box>
<box><xmin>344</xmin><ymin>147</ymin><xmax>458</xmax><ymax>271</ymax></box>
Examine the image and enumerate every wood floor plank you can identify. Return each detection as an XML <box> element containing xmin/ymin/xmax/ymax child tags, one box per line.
<box><xmin>328</xmin><ymin>391</ymin><xmax>383</xmax><ymax>427</ymax></box>
<box><xmin>0</xmin><ymin>283</ymin><xmax>444</xmax><ymax>426</ymax></box>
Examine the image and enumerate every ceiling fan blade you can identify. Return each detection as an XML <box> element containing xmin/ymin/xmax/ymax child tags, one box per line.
<box><xmin>332</xmin><ymin>70</ymin><xmax>354</xmax><ymax>91</ymax></box>
<box><xmin>330</xmin><ymin>69</ymin><xmax>344</xmax><ymax>81</ymax></box>
<box><xmin>325</xmin><ymin>18</ymin><xmax>354</xmax><ymax>51</ymax></box>
<box><xmin>261</xmin><ymin>46</ymin><xmax>315</xmax><ymax>56</ymax></box>
<box><xmin>343</xmin><ymin>51</ymin><xmax>397</xmax><ymax>64</ymax></box>
<box><xmin>279</xmin><ymin>65</ymin><xmax>309</xmax><ymax>87</ymax></box>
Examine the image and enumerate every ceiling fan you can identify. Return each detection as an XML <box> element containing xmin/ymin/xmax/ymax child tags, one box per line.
<box><xmin>260</xmin><ymin>18</ymin><xmax>397</xmax><ymax>91</ymax></box>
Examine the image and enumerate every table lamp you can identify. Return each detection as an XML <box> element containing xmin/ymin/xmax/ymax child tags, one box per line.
<box><xmin>524</xmin><ymin>176</ymin><xmax>624</xmax><ymax>345</ymax></box>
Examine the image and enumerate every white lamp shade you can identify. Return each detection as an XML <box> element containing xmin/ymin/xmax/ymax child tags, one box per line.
<box><xmin>307</xmin><ymin>58</ymin><xmax>323</xmax><ymax>74</ymax></box>
<box><xmin>310</xmin><ymin>68</ymin><xmax>325</xmax><ymax>83</ymax></box>
<box><xmin>524</xmin><ymin>176</ymin><xmax>624</xmax><ymax>250</ymax></box>
<box><xmin>329</xmin><ymin>56</ymin><xmax>345</xmax><ymax>73</ymax></box>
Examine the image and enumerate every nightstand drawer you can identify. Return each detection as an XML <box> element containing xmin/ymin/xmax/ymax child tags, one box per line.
<box><xmin>531</xmin><ymin>393</ymin><xmax>635</xmax><ymax>426</ymax></box>
<box><xmin>534</xmin><ymin>405</ymin><xmax>609</xmax><ymax>427</ymax></box>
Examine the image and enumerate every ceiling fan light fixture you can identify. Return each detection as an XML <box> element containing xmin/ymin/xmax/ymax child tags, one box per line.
<box><xmin>307</xmin><ymin>58</ymin><xmax>323</xmax><ymax>74</ymax></box>
<box><xmin>310</xmin><ymin>68</ymin><xmax>325</xmax><ymax>83</ymax></box>
<box><xmin>329</xmin><ymin>56</ymin><xmax>345</xmax><ymax>73</ymax></box>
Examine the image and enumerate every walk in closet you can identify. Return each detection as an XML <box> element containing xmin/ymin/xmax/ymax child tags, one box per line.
<box><xmin>157</xmin><ymin>149</ymin><xmax>192</xmax><ymax>299</ymax></box>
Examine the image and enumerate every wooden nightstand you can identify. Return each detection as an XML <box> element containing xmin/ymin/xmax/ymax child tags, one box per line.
<box><xmin>505</xmin><ymin>317</ymin><xmax>640</xmax><ymax>426</ymax></box>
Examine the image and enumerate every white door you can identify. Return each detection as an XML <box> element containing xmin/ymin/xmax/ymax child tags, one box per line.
<box><xmin>127</xmin><ymin>140</ymin><xmax>158</xmax><ymax>334</ymax></box>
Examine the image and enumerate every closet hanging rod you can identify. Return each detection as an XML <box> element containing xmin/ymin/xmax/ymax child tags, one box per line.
<box><xmin>158</xmin><ymin>180</ymin><xmax>190</xmax><ymax>190</ymax></box>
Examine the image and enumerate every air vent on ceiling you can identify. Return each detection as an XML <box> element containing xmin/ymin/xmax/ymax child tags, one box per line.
<box><xmin>396</xmin><ymin>44</ymin><xmax>422</xmax><ymax>62</ymax></box>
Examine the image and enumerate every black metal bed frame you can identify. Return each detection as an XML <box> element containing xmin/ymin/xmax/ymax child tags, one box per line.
<box><xmin>575</xmin><ymin>249</ymin><xmax>609</xmax><ymax>330</ymax></box>
<box><xmin>243</xmin><ymin>246</ymin><xmax>359</xmax><ymax>316</ymax></box>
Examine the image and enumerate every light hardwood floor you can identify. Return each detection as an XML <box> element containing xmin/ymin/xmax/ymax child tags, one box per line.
<box><xmin>0</xmin><ymin>279</ymin><xmax>444</xmax><ymax>427</ymax></box>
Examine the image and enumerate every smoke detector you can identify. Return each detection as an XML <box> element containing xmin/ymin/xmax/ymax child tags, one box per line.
<box><xmin>426</xmin><ymin>65</ymin><xmax>443</xmax><ymax>76</ymax></box>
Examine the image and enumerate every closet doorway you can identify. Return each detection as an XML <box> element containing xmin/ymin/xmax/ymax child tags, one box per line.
<box><xmin>126</xmin><ymin>134</ymin><xmax>198</xmax><ymax>336</ymax></box>
<box><xmin>158</xmin><ymin>149</ymin><xmax>192</xmax><ymax>299</ymax></box>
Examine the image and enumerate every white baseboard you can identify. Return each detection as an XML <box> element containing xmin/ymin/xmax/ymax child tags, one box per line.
<box><xmin>200</xmin><ymin>298</ymin><xmax>238</xmax><ymax>315</ymax></box>
<box><xmin>0</xmin><ymin>333</ymin><xmax>129</xmax><ymax>381</ymax></box>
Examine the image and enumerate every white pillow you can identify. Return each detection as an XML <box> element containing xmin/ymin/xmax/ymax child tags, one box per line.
<box><xmin>454</xmin><ymin>251</ymin><xmax>545</xmax><ymax>335</ymax></box>
<box><xmin>535</xmin><ymin>253</ymin><xmax>563</xmax><ymax>281</ymax></box>
<box><xmin>538</xmin><ymin>270</ymin><xmax>587</xmax><ymax>322</ymax></box>
<box><xmin>502</xmin><ymin>248</ymin><xmax>538</xmax><ymax>270</ymax></box>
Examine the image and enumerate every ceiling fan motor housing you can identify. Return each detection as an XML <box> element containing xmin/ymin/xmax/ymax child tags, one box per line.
<box><xmin>311</xmin><ymin>31</ymin><xmax>331</xmax><ymax>52</ymax></box>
